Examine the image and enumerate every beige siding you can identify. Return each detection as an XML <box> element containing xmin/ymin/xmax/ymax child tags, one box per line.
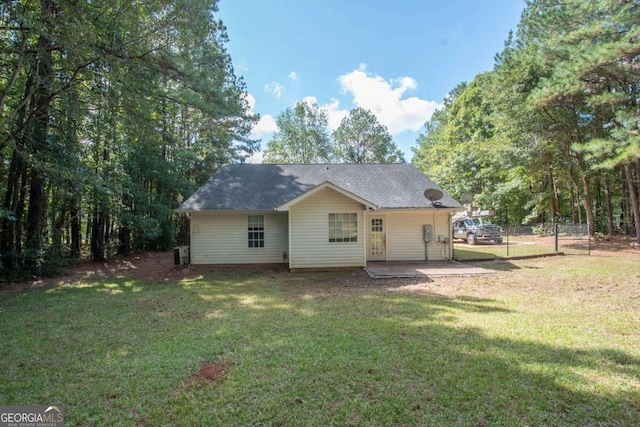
<box><xmin>190</xmin><ymin>211</ymin><xmax>288</xmax><ymax>264</ymax></box>
<box><xmin>383</xmin><ymin>210</ymin><xmax>453</xmax><ymax>261</ymax></box>
<box><xmin>289</xmin><ymin>187</ymin><xmax>365</xmax><ymax>269</ymax></box>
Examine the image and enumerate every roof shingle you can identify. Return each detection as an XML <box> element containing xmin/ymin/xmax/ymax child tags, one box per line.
<box><xmin>179</xmin><ymin>164</ymin><xmax>462</xmax><ymax>211</ymax></box>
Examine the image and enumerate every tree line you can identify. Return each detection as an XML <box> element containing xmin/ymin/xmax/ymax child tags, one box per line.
<box><xmin>3</xmin><ymin>0</ymin><xmax>638</xmax><ymax>281</ymax></box>
<box><xmin>0</xmin><ymin>1</ymin><xmax>256</xmax><ymax>280</ymax></box>
<box><xmin>264</xmin><ymin>102</ymin><xmax>405</xmax><ymax>164</ymax></box>
<box><xmin>412</xmin><ymin>0</ymin><xmax>640</xmax><ymax>242</ymax></box>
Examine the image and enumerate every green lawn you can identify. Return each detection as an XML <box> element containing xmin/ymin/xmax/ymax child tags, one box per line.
<box><xmin>453</xmin><ymin>242</ymin><xmax>556</xmax><ymax>260</ymax></box>
<box><xmin>1</xmin><ymin>255</ymin><xmax>639</xmax><ymax>426</ymax></box>
<box><xmin>453</xmin><ymin>234</ymin><xmax>587</xmax><ymax>260</ymax></box>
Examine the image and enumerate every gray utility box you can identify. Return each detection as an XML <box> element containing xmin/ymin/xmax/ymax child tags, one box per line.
<box><xmin>174</xmin><ymin>246</ymin><xmax>190</xmax><ymax>265</ymax></box>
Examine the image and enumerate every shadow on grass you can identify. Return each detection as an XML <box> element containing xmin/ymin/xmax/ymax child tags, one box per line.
<box><xmin>453</xmin><ymin>240</ymin><xmax>562</xmax><ymax>262</ymax></box>
<box><xmin>1</xmin><ymin>270</ymin><xmax>638</xmax><ymax>426</ymax></box>
<box><xmin>453</xmin><ymin>247</ymin><xmax>500</xmax><ymax>260</ymax></box>
<box><xmin>462</xmin><ymin>259</ymin><xmax>522</xmax><ymax>272</ymax></box>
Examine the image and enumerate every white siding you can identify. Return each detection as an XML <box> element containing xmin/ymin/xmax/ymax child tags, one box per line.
<box><xmin>289</xmin><ymin>187</ymin><xmax>365</xmax><ymax>269</ymax></box>
<box><xmin>190</xmin><ymin>211</ymin><xmax>288</xmax><ymax>264</ymax></box>
<box><xmin>383</xmin><ymin>210</ymin><xmax>453</xmax><ymax>261</ymax></box>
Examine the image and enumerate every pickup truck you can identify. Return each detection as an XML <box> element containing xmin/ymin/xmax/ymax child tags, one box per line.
<box><xmin>453</xmin><ymin>218</ymin><xmax>503</xmax><ymax>245</ymax></box>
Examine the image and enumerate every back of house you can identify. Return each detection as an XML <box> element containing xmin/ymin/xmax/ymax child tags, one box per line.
<box><xmin>178</xmin><ymin>163</ymin><xmax>462</xmax><ymax>270</ymax></box>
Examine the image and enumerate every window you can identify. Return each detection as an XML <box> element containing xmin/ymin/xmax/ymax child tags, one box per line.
<box><xmin>248</xmin><ymin>215</ymin><xmax>264</xmax><ymax>248</ymax></box>
<box><xmin>329</xmin><ymin>213</ymin><xmax>357</xmax><ymax>243</ymax></box>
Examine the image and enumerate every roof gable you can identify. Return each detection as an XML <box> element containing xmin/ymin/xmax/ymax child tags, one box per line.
<box><xmin>179</xmin><ymin>164</ymin><xmax>462</xmax><ymax>212</ymax></box>
<box><xmin>276</xmin><ymin>181</ymin><xmax>379</xmax><ymax>211</ymax></box>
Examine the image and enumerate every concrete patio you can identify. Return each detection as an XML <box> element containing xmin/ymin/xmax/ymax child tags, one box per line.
<box><xmin>364</xmin><ymin>261</ymin><xmax>496</xmax><ymax>279</ymax></box>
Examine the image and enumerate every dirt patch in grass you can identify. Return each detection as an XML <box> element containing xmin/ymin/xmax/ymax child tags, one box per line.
<box><xmin>184</xmin><ymin>361</ymin><xmax>231</xmax><ymax>388</ymax></box>
<box><xmin>2</xmin><ymin>252</ymin><xmax>194</xmax><ymax>295</ymax></box>
<box><xmin>2</xmin><ymin>251</ymin><xmax>424</xmax><ymax>295</ymax></box>
<box><xmin>591</xmin><ymin>235</ymin><xmax>640</xmax><ymax>255</ymax></box>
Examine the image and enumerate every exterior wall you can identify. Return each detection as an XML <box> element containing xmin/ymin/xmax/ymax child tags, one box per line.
<box><xmin>289</xmin><ymin>187</ymin><xmax>365</xmax><ymax>269</ymax></box>
<box><xmin>381</xmin><ymin>210</ymin><xmax>453</xmax><ymax>261</ymax></box>
<box><xmin>189</xmin><ymin>211</ymin><xmax>288</xmax><ymax>264</ymax></box>
<box><xmin>188</xmin><ymin>205</ymin><xmax>453</xmax><ymax>267</ymax></box>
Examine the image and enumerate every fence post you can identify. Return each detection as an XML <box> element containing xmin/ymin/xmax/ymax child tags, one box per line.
<box><xmin>554</xmin><ymin>223</ymin><xmax>559</xmax><ymax>252</ymax></box>
<box><xmin>506</xmin><ymin>227</ymin><xmax>509</xmax><ymax>257</ymax></box>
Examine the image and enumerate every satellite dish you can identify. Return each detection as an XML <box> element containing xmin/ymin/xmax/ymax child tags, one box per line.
<box><xmin>423</xmin><ymin>188</ymin><xmax>444</xmax><ymax>202</ymax></box>
<box><xmin>462</xmin><ymin>193</ymin><xmax>473</xmax><ymax>204</ymax></box>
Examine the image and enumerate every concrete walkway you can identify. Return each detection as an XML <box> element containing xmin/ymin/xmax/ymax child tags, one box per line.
<box><xmin>364</xmin><ymin>261</ymin><xmax>496</xmax><ymax>279</ymax></box>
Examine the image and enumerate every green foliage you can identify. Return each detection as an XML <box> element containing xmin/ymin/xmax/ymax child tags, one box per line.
<box><xmin>413</xmin><ymin>74</ymin><xmax>516</xmax><ymax>211</ymax></box>
<box><xmin>333</xmin><ymin>107</ymin><xmax>405</xmax><ymax>163</ymax></box>
<box><xmin>264</xmin><ymin>101</ymin><xmax>333</xmax><ymax>163</ymax></box>
<box><xmin>0</xmin><ymin>0</ymin><xmax>257</xmax><ymax>278</ymax></box>
<box><xmin>265</xmin><ymin>104</ymin><xmax>406</xmax><ymax>165</ymax></box>
<box><xmin>413</xmin><ymin>0</ymin><xmax>640</xmax><ymax>238</ymax></box>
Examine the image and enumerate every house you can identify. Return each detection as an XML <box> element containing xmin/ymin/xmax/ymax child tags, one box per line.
<box><xmin>177</xmin><ymin>164</ymin><xmax>462</xmax><ymax>270</ymax></box>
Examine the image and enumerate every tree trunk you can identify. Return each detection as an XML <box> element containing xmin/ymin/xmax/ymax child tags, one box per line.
<box><xmin>70</xmin><ymin>199</ymin><xmax>81</xmax><ymax>258</ymax></box>
<box><xmin>118</xmin><ymin>193</ymin><xmax>132</xmax><ymax>256</ymax></box>
<box><xmin>1</xmin><ymin>151</ymin><xmax>24</xmax><ymax>256</ymax></box>
<box><xmin>548</xmin><ymin>167</ymin><xmax>557</xmax><ymax>221</ymax></box>
<box><xmin>624</xmin><ymin>163</ymin><xmax>640</xmax><ymax>244</ymax></box>
<box><xmin>118</xmin><ymin>225</ymin><xmax>131</xmax><ymax>256</ymax></box>
<box><xmin>26</xmin><ymin>171</ymin><xmax>46</xmax><ymax>260</ymax></box>
<box><xmin>581</xmin><ymin>175</ymin><xmax>594</xmax><ymax>235</ymax></box>
<box><xmin>576</xmin><ymin>154</ymin><xmax>595</xmax><ymax>236</ymax></box>
<box><xmin>603</xmin><ymin>173</ymin><xmax>615</xmax><ymax>235</ymax></box>
<box><xmin>1</xmin><ymin>67</ymin><xmax>35</xmax><ymax>263</ymax></box>
<box><xmin>91</xmin><ymin>208</ymin><xmax>106</xmax><ymax>262</ymax></box>
<box><xmin>621</xmin><ymin>168</ymin><xmax>631</xmax><ymax>235</ymax></box>
<box><xmin>15</xmin><ymin>166</ymin><xmax>29</xmax><ymax>255</ymax></box>
<box><xmin>25</xmin><ymin>0</ymin><xmax>56</xmax><ymax>268</ymax></box>
<box><xmin>51</xmin><ymin>191</ymin><xmax>66</xmax><ymax>258</ymax></box>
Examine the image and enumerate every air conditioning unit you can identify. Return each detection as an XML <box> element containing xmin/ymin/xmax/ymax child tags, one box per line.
<box><xmin>174</xmin><ymin>246</ymin><xmax>190</xmax><ymax>265</ymax></box>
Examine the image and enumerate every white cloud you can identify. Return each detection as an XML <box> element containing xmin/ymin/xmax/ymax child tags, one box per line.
<box><xmin>245</xmin><ymin>92</ymin><xmax>256</xmax><ymax>110</ymax></box>
<box><xmin>264</xmin><ymin>81</ymin><xmax>285</xmax><ymax>99</ymax></box>
<box><xmin>338</xmin><ymin>65</ymin><xmax>441</xmax><ymax>135</ymax></box>
<box><xmin>322</xmin><ymin>99</ymin><xmax>349</xmax><ymax>131</ymax></box>
<box><xmin>248</xmin><ymin>151</ymin><xmax>264</xmax><ymax>164</ymax></box>
<box><xmin>288</xmin><ymin>71</ymin><xmax>298</xmax><ymax>81</ymax></box>
<box><xmin>245</xmin><ymin>93</ymin><xmax>278</xmax><ymax>139</ymax></box>
<box><xmin>301</xmin><ymin>95</ymin><xmax>318</xmax><ymax>105</ymax></box>
<box><xmin>252</xmin><ymin>114</ymin><xmax>278</xmax><ymax>137</ymax></box>
<box><xmin>300</xmin><ymin>96</ymin><xmax>348</xmax><ymax>131</ymax></box>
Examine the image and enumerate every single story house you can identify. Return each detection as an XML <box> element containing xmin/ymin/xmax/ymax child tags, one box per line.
<box><xmin>178</xmin><ymin>163</ymin><xmax>462</xmax><ymax>270</ymax></box>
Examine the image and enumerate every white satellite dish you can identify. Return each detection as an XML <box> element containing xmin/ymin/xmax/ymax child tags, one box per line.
<box><xmin>462</xmin><ymin>193</ymin><xmax>473</xmax><ymax>204</ymax></box>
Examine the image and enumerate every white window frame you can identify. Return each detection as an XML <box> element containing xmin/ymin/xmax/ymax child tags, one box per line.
<box><xmin>247</xmin><ymin>215</ymin><xmax>265</xmax><ymax>248</ymax></box>
<box><xmin>328</xmin><ymin>213</ymin><xmax>358</xmax><ymax>243</ymax></box>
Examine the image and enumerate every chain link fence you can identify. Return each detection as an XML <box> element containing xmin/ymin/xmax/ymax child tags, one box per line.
<box><xmin>553</xmin><ymin>224</ymin><xmax>591</xmax><ymax>255</ymax></box>
<box><xmin>453</xmin><ymin>223</ymin><xmax>591</xmax><ymax>260</ymax></box>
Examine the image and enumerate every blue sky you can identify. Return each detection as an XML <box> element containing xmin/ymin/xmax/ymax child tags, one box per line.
<box><xmin>217</xmin><ymin>0</ymin><xmax>525</xmax><ymax>162</ymax></box>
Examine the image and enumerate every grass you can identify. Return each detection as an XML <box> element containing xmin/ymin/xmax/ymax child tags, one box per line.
<box><xmin>1</xmin><ymin>255</ymin><xmax>639</xmax><ymax>426</ymax></box>
<box><xmin>453</xmin><ymin>242</ymin><xmax>556</xmax><ymax>260</ymax></box>
<box><xmin>453</xmin><ymin>234</ymin><xmax>590</xmax><ymax>260</ymax></box>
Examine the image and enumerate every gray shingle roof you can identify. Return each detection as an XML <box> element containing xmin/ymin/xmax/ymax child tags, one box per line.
<box><xmin>179</xmin><ymin>164</ymin><xmax>462</xmax><ymax>211</ymax></box>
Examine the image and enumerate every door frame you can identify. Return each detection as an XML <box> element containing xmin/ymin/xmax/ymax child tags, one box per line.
<box><xmin>367</xmin><ymin>214</ymin><xmax>387</xmax><ymax>261</ymax></box>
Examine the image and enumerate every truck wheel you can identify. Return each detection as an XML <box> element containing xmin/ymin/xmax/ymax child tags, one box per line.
<box><xmin>467</xmin><ymin>234</ymin><xmax>477</xmax><ymax>245</ymax></box>
<box><xmin>494</xmin><ymin>238</ymin><xmax>503</xmax><ymax>244</ymax></box>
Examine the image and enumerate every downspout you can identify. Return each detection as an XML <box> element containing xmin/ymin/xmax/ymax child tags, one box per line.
<box><xmin>363</xmin><ymin>208</ymin><xmax>368</xmax><ymax>268</ymax></box>
<box><xmin>449</xmin><ymin>211</ymin><xmax>455</xmax><ymax>260</ymax></box>
<box><xmin>288</xmin><ymin>209</ymin><xmax>292</xmax><ymax>270</ymax></box>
